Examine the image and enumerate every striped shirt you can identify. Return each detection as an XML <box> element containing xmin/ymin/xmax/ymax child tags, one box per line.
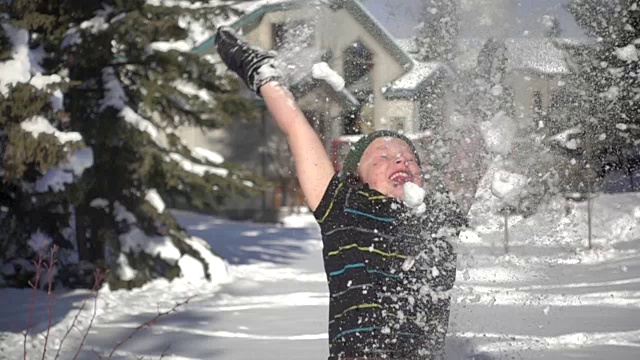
<box><xmin>314</xmin><ymin>174</ymin><xmax>466</xmax><ymax>360</ymax></box>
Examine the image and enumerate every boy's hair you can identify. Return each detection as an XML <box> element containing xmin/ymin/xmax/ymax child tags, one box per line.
<box><xmin>339</xmin><ymin>130</ymin><xmax>421</xmax><ymax>180</ymax></box>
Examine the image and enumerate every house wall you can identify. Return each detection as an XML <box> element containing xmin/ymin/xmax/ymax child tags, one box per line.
<box><xmin>318</xmin><ymin>8</ymin><xmax>408</xmax><ymax>131</ymax></box>
<box><xmin>379</xmin><ymin>99</ymin><xmax>417</xmax><ymax>133</ymax></box>
<box><xmin>236</xmin><ymin>6</ymin><xmax>415</xmax><ymax>138</ymax></box>
<box><xmin>508</xmin><ymin>70</ymin><xmax>564</xmax><ymax>123</ymax></box>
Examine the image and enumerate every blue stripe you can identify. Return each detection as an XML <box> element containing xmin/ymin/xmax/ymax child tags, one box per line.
<box><xmin>329</xmin><ymin>263</ymin><xmax>365</xmax><ymax>276</ymax></box>
<box><xmin>344</xmin><ymin>208</ymin><xmax>395</xmax><ymax>222</ymax></box>
<box><xmin>367</xmin><ymin>269</ymin><xmax>401</xmax><ymax>279</ymax></box>
<box><xmin>328</xmin><ymin>264</ymin><xmax>401</xmax><ymax>279</ymax></box>
<box><xmin>332</xmin><ymin>327</ymin><xmax>378</xmax><ymax>341</ymax></box>
<box><xmin>332</xmin><ymin>327</ymin><xmax>421</xmax><ymax>341</ymax></box>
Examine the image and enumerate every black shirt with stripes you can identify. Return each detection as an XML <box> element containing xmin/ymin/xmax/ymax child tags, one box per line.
<box><xmin>313</xmin><ymin>174</ymin><xmax>467</xmax><ymax>360</ymax></box>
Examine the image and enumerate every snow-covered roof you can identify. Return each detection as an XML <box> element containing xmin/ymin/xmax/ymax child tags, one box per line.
<box><xmin>192</xmin><ymin>0</ymin><xmax>414</xmax><ymax>70</ymax></box>
<box><xmin>386</xmin><ymin>61</ymin><xmax>443</xmax><ymax>92</ymax></box>
<box><xmin>395</xmin><ymin>36</ymin><xmax>576</xmax><ymax>75</ymax></box>
<box><xmin>457</xmin><ymin>38</ymin><xmax>575</xmax><ymax>74</ymax></box>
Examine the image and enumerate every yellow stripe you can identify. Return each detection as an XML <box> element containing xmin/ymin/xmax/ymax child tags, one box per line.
<box><xmin>318</xmin><ymin>182</ymin><xmax>344</xmax><ymax>223</ymax></box>
<box><xmin>357</xmin><ymin>191</ymin><xmax>386</xmax><ymax>200</ymax></box>
<box><xmin>328</xmin><ymin>243</ymin><xmax>407</xmax><ymax>259</ymax></box>
<box><xmin>334</xmin><ymin>303</ymin><xmax>382</xmax><ymax>319</ymax></box>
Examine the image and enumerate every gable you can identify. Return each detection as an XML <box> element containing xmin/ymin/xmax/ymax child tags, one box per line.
<box><xmin>192</xmin><ymin>0</ymin><xmax>413</xmax><ymax>71</ymax></box>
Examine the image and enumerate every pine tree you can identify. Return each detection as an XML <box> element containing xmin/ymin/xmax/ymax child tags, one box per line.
<box><xmin>411</xmin><ymin>0</ymin><xmax>459</xmax><ymax>62</ymax></box>
<box><xmin>555</xmin><ymin>0</ymin><xmax>640</xmax><ymax>192</ymax></box>
<box><xmin>1</xmin><ymin>0</ymin><xmax>259</xmax><ymax>289</ymax></box>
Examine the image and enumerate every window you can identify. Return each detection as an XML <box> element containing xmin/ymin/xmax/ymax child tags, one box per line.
<box><xmin>343</xmin><ymin>40</ymin><xmax>373</xmax><ymax>87</ymax></box>
<box><xmin>532</xmin><ymin>90</ymin><xmax>543</xmax><ymax>117</ymax></box>
<box><xmin>272</xmin><ymin>20</ymin><xmax>314</xmax><ymax>50</ymax></box>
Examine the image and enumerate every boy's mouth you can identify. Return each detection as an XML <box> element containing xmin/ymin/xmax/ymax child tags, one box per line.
<box><xmin>389</xmin><ymin>171</ymin><xmax>411</xmax><ymax>185</ymax></box>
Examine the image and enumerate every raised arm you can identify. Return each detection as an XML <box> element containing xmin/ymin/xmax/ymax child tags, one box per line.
<box><xmin>259</xmin><ymin>83</ymin><xmax>334</xmax><ymax>211</ymax></box>
<box><xmin>215</xmin><ymin>27</ymin><xmax>334</xmax><ymax>211</ymax></box>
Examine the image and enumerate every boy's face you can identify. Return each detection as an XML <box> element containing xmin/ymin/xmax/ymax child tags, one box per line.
<box><xmin>357</xmin><ymin>137</ymin><xmax>423</xmax><ymax>199</ymax></box>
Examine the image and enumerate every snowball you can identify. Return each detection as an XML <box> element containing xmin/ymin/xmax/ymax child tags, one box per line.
<box><xmin>480</xmin><ymin>111</ymin><xmax>517</xmax><ymax>155</ymax></box>
<box><xmin>458</xmin><ymin>229</ymin><xmax>483</xmax><ymax>244</ymax></box>
<box><xmin>491</xmin><ymin>170</ymin><xmax>527</xmax><ymax>204</ymax></box>
<box><xmin>311</xmin><ymin>62</ymin><xmax>345</xmax><ymax>92</ymax></box>
<box><xmin>431</xmin><ymin>266</ymin><xmax>440</xmax><ymax>277</ymax></box>
<box><xmin>615</xmin><ymin>44</ymin><xmax>639</xmax><ymax>62</ymax></box>
<box><xmin>549</xmin><ymin>127</ymin><xmax>581</xmax><ymax>150</ymax></box>
<box><xmin>401</xmin><ymin>256</ymin><xmax>416</xmax><ymax>271</ymax></box>
<box><xmin>402</xmin><ymin>182</ymin><xmax>425</xmax><ymax>208</ymax></box>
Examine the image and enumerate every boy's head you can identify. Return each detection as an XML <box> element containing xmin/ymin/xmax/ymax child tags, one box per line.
<box><xmin>340</xmin><ymin>130</ymin><xmax>423</xmax><ymax>199</ymax></box>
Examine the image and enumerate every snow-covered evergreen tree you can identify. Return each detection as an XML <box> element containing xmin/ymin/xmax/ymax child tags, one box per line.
<box><xmin>0</xmin><ymin>0</ymin><xmax>258</xmax><ymax>289</ymax></box>
<box><xmin>411</xmin><ymin>0</ymin><xmax>459</xmax><ymax>62</ymax></box>
<box><xmin>554</xmin><ymin>0</ymin><xmax>640</xmax><ymax>192</ymax></box>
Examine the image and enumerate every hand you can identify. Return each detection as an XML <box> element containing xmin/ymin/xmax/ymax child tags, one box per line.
<box><xmin>215</xmin><ymin>27</ymin><xmax>283</xmax><ymax>94</ymax></box>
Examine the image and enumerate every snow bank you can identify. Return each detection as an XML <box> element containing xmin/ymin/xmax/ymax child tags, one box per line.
<box><xmin>114</xmin><ymin>202</ymin><xmax>231</xmax><ymax>283</ymax></box>
<box><xmin>115</xmin><ymin>202</ymin><xmax>181</xmax><ymax>263</ymax></box>
<box><xmin>183</xmin><ymin>236</ymin><xmax>231</xmax><ymax>283</ymax></box>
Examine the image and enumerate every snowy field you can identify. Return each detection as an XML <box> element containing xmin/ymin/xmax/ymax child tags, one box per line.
<box><xmin>1</xmin><ymin>189</ymin><xmax>640</xmax><ymax>359</ymax></box>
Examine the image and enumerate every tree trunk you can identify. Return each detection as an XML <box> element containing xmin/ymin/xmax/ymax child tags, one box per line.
<box><xmin>587</xmin><ymin>194</ymin><xmax>593</xmax><ymax>250</ymax></box>
<box><xmin>75</xmin><ymin>205</ymin><xmax>90</xmax><ymax>262</ymax></box>
<box><xmin>504</xmin><ymin>212</ymin><xmax>510</xmax><ymax>254</ymax></box>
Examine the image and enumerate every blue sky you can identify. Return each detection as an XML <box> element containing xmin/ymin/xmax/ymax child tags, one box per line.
<box><xmin>362</xmin><ymin>0</ymin><xmax>584</xmax><ymax>39</ymax></box>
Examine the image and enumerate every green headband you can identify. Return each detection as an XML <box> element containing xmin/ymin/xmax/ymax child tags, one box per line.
<box><xmin>339</xmin><ymin>130</ymin><xmax>421</xmax><ymax>179</ymax></box>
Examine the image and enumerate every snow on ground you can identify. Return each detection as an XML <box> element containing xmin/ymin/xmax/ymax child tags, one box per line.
<box><xmin>1</xmin><ymin>186</ymin><xmax>640</xmax><ymax>359</ymax></box>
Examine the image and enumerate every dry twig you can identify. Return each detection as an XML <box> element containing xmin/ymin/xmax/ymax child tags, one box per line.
<box><xmin>41</xmin><ymin>245</ymin><xmax>58</xmax><ymax>360</ymax></box>
<box><xmin>24</xmin><ymin>251</ymin><xmax>45</xmax><ymax>360</ymax></box>
<box><xmin>107</xmin><ymin>296</ymin><xmax>196</xmax><ymax>358</ymax></box>
<box><xmin>72</xmin><ymin>269</ymin><xmax>108</xmax><ymax>360</ymax></box>
<box><xmin>55</xmin><ymin>268</ymin><xmax>107</xmax><ymax>360</ymax></box>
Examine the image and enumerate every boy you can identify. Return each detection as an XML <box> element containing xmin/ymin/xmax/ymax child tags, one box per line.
<box><xmin>215</xmin><ymin>27</ymin><xmax>467</xmax><ymax>359</ymax></box>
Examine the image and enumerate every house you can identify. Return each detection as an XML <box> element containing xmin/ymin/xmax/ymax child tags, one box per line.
<box><xmin>456</xmin><ymin>37</ymin><xmax>573</xmax><ymax>121</ymax></box>
<box><xmin>179</xmin><ymin>0</ymin><xmax>576</xmax><ymax>218</ymax></box>
<box><xmin>180</xmin><ymin>0</ymin><xmax>450</xmax><ymax>217</ymax></box>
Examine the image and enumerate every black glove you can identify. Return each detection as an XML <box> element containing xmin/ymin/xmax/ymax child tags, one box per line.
<box><xmin>215</xmin><ymin>27</ymin><xmax>283</xmax><ymax>95</ymax></box>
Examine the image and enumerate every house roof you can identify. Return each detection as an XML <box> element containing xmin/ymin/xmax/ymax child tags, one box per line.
<box><xmin>192</xmin><ymin>0</ymin><xmax>413</xmax><ymax>70</ymax></box>
<box><xmin>383</xmin><ymin>61</ymin><xmax>446</xmax><ymax>98</ymax></box>
<box><xmin>291</xmin><ymin>74</ymin><xmax>360</xmax><ymax>111</ymax></box>
<box><xmin>456</xmin><ymin>38</ymin><xmax>575</xmax><ymax>75</ymax></box>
